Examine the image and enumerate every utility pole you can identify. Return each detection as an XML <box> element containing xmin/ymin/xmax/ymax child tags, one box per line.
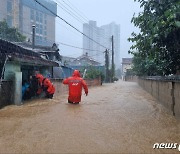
<box><xmin>105</xmin><ymin>49</ymin><xmax>109</xmax><ymax>82</ymax></box>
<box><xmin>111</xmin><ymin>35</ymin><xmax>115</xmax><ymax>82</ymax></box>
<box><xmin>32</xmin><ymin>25</ymin><xmax>36</xmax><ymax>49</ymax></box>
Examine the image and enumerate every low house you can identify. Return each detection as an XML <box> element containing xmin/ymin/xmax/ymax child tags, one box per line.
<box><xmin>66</xmin><ymin>53</ymin><xmax>104</xmax><ymax>73</ymax></box>
<box><xmin>53</xmin><ymin>65</ymin><xmax>74</xmax><ymax>79</ymax></box>
<box><xmin>122</xmin><ymin>58</ymin><xmax>132</xmax><ymax>75</ymax></box>
<box><xmin>71</xmin><ymin>52</ymin><xmax>101</xmax><ymax>67</ymax></box>
<box><xmin>61</xmin><ymin>56</ymin><xmax>76</xmax><ymax>66</ymax></box>
<box><xmin>0</xmin><ymin>39</ymin><xmax>58</xmax><ymax>108</ymax></box>
<box><xmin>60</xmin><ymin>53</ymin><xmax>104</xmax><ymax>78</ymax></box>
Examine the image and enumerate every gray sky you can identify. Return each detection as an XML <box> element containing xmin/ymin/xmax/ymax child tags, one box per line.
<box><xmin>55</xmin><ymin>0</ymin><xmax>142</xmax><ymax>59</ymax></box>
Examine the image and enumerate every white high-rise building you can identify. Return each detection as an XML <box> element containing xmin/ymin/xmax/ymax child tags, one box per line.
<box><xmin>101</xmin><ymin>22</ymin><xmax>120</xmax><ymax>69</ymax></box>
<box><xmin>83</xmin><ymin>21</ymin><xmax>105</xmax><ymax>64</ymax></box>
<box><xmin>83</xmin><ymin>21</ymin><xmax>120</xmax><ymax>69</ymax></box>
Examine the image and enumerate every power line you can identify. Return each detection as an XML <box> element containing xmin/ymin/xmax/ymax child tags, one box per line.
<box><xmin>33</xmin><ymin>0</ymin><xmax>110</xmax><ymax>50</ymax></box>
<box><xmin>55</xmin><ymin>0</ymin><xmax>110</xmax><ymax>40</ymax></box>
<box><xmin>58</xmin><ymin>42</ymin><xmax>104</xmax><ymax>53</ymax></box>
<box><xmin>59</xmin><ymin>0</ymin><xmax>110</xmax><ymax>39</ymax></box>
<box><xmin>54</xmin><ymin>0</ymin><xmax>85</xmax><ymax>24</ymax></box>
<box><xmin>57</xmin><ymin>0</ymin><xmax>89</xmax><ymax>23</ymax></box>
<box><xmin>65</xmin><ymin>0</ymin><xmax>89</xmax><ymax>22</ymax></box>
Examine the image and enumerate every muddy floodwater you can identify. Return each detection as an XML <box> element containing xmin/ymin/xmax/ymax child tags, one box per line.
<box><xmin>0</xmin><ymin>80</ymin><xmax>180</xmax><ymax>153</ymax></box>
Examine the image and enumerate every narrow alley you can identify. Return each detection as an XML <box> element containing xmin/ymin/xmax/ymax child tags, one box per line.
<box><xmin>0</xmin><ymin>80</ymin><xmax>179</xmax><ymax>153</ymax></box>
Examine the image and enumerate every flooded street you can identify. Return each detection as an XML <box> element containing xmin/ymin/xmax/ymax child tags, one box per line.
<box><xmin>0</xmin><ymin>80</ymin><xmax>180</xmax><ymax>153</ymax></box>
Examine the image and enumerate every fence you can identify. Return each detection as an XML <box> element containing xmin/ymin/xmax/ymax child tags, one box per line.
<box><xmin>85</xmin><ymin>77</ymin><xmax>102</xmax><ymax>87</ymax></box>
<box><xmin>138</xmin><ymin>76</ymin><xmax>180</xmax><ymax>120</ymax></box>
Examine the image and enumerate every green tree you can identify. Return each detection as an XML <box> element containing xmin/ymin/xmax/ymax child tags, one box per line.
<box><xmin>128</xmin><ymin>0</ymin><xmax>180</xmax><ymax>76</ymax></box>
<box><xmin>83</xmin><ymin>66</ymin><xmax>105</xmax><ymax>81</ymax></box>
<box><xmin>0</xmin><ymin>20</ymin><xmax>26</xmax><ymax>42</ymax></box>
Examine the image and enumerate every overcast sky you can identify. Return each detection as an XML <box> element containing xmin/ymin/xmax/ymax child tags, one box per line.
<box><xmin>55</xmin><ymin>0</ymin><xmax>142</xmax><ymax>59</ymax></box>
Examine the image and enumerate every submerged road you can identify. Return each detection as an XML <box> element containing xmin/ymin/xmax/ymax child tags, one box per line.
<box><xmin>0</xmin><ymin>80</ymin><xmax>179</xmax><ymax>153</ymax></box>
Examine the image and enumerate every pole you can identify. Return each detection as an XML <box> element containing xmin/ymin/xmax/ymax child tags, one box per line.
<box><xmin>105</xmin><ymin>49</ymin><xmax>109</xmax><ymax>82</ymax></box>
<box><xmin>111</xmin><ymin>35</ymin><xmax>115</xmax><ymax>82</ymax></box>
<box><xmin>83</xmin><ymin>69</ymin><xmax>87</xmax><ymax>79</ymax></box>
<box><xmin>32</xmin><ymin>25</ymin><xmax>36</xmax><ymax>49</ymax></box>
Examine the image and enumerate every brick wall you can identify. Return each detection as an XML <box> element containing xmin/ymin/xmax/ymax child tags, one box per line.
<box><xmin>85</xmin><ymin>77</ymin><xmax>102</xmax><ymax>87</ymax></box>
<box><xmin>138</xmin><ymin>78</ymin><xmax>180</xmax><ymax>120</ymax></box>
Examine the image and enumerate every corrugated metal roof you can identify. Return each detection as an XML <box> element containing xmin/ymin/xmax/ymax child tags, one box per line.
<box><xmin>0</xmin><ymin>39</ymin><xmax>58</xmax><ymax>67</ymax></box>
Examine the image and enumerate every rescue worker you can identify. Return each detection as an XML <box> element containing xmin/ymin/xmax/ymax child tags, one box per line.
<box><xmin>36</xmin><ymin>73</ymin><xmax>55</xmax><ymax>99</ymax></box>
<box><xmin>42</xmin><ymin>77</ymin><xmax>55</xmax><ymax>99</ymax></box>
<box><xmin>35</xmin><ymin>73</ymin><xmax>44</xmax><ymax>95</ymax></box>
<box><xmin>63</xmin><ymin>70</ymin><xmax>88</xmax><ymax>104</ymax></box>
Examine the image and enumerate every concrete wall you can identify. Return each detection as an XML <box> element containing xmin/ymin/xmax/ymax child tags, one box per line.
<box><xmin>138</xmin><ymin>78</ymin><xmax>180</xmax><ymax>120</ymax></box>
<box><xmin>4</xmin><ymin>62</ymin><xmax>22</xmax><ymax>105</ymax></box>
<box><xmin>124</xmin><ymin>76</ymin><xmax>138</xmax><ymax>82</ymax></box>
<box><xmin>14</xmin><ymin>72</ymin><xmax>22</xmax><ymax>105</ymax></box>
<box><xmin>0</xmin><ymin>81</ymin><xmax>13</xmax><ymax>108</ymax></box>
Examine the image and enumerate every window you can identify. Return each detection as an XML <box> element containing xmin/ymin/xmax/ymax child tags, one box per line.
<box><xmin>7</xmin><ymin>15</ymin><xmax>12</xmax><ymax>27</ymax></box>
<box><xmin>44</xmin><ymin>19</ymin><xmax>47</xmax><ymax>24</ymax></box>
<box><xmin>44</xmin><ymin>31</ymin><xmax>47</xmax><ymax>36</ymax></box>
<box><xmin>7</xmin><ymin>1</ymin><xmax>12</xmax><ymax>14</ymax></box>
<box><xmin>44</xmin><ymin>14</ymin><xmax>47</xmax><ymax>24</ymax></box>
<box><xmin>30</xmin><ymin>9</ymin><xmax>34</xmax><ymax>20</ymax></box>
<box><xmin>44</xmin><ymin>14</ymin><xmax>47</xmax><ymax>19</ymax></box>
<box><xmin>39</xmin><ymin>25</ymin><xmax>43</xmax><ymax>34</ymax></box>
<box><xmin>36</xmin><ymin>24</ymin><xmax>39</xmax><ymax>34</ymax></box>
<box><xmin>36</xmin><ymin>11</ymin><xmax>39</xmax><ymax>22</ymax></box>
<box><xmin>39</xmin><ymin>13</ymin><xmax>43</xmax><ymax>23</ymax></box>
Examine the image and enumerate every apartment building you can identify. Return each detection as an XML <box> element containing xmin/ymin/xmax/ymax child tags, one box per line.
<box><xmin>101</xmin><ymin>22</ymin><xmax>120</xmax><ymax>69</ymax></box>
<box><xmin>0</xmin><ymin>0</ymin><xmax>57</xmax><ymax>46</ymax></box>
<box><xmin>83</xmin><ymin>21</ymin><xmax>120</xmax><ymax>69</ymax></box>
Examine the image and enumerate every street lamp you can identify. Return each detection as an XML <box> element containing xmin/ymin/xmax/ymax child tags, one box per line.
<box><xmin>32</xmin><ymin>25</ymin><xmax>36</xmax><ymax>49</ymax></box>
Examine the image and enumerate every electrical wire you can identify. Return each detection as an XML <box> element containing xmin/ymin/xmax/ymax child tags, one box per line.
<box><xmin>58</xmin><ymin>42</ymin><xmax>105</xmax><ymax>53</ymax></box>
<box><xmin>33</xmin><ymin>0</ymin><xmax>110</xmax><ymax>50</ymax></box>
<box><xmin>58</xmin><ymin>0</ymin><xmax>111</xmax><ymax>39</ymax></box>
<box><xmin>54</xmin><ymin>0</ymin><xmax>85</xmax><ymax>24</ymax></box>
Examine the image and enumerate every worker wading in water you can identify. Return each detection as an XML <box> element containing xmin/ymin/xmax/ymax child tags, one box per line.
<box><xmin>63</xmin><ymin>70</ymin><xmax>88</xmax><ymax>104</ymax></box>
<box><xmin>36</xmin><ymin>73</ymin><xmax>55</xmax><ymax>99</ymax></box>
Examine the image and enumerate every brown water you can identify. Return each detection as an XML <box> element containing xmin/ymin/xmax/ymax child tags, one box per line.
<box><xmin>0</xmin><ymin>80</ymin><xmax>179</xmax><ymax>153</ymax></box>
